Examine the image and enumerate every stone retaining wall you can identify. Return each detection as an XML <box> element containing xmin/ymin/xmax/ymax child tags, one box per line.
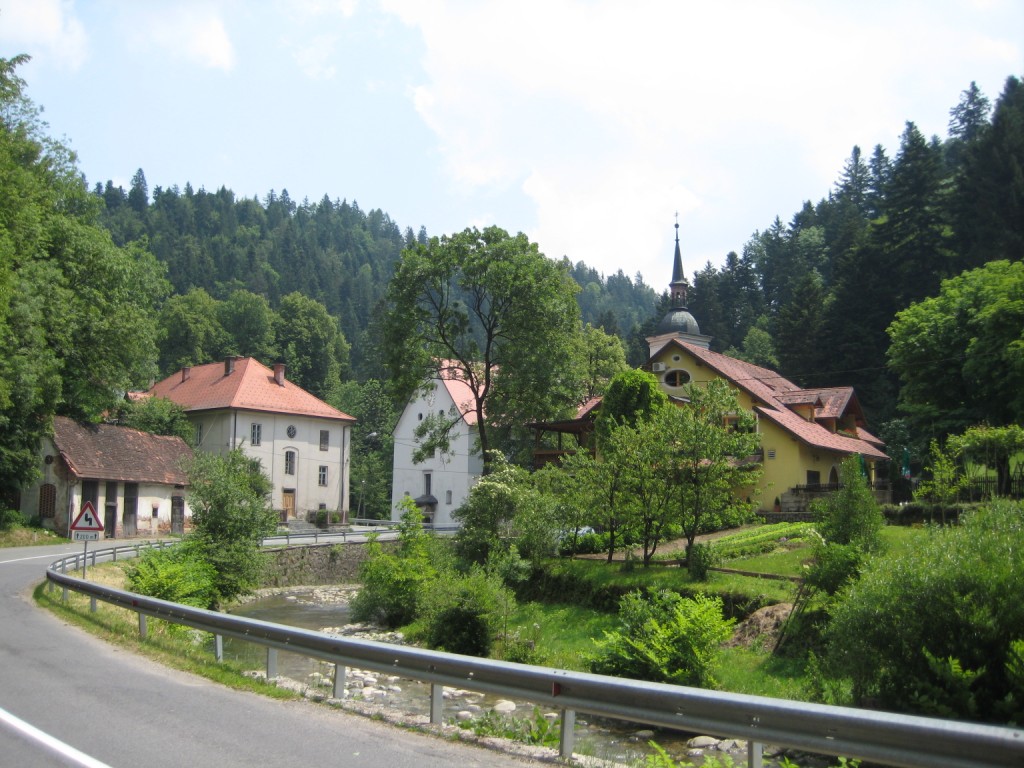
<box><xmin>262</xmin><ymin>541</ymin><xmax>398</xmax><ymax>587</ymax></box>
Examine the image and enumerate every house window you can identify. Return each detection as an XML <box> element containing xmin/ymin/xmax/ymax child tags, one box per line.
<box><xmin>251</xmin><ymin>423</ymin><xmax>262</xmax><ymax>447</ymax></box>
<box><xmin>318</xmin><ymin>466</ymin><xmax>328</xmax><ymax>486</ymax></box>
<box><xmin>196</xmin><ymin>423</ymin><xmax>203</xmax><ymax>446</ymax></box>
<box><xmin>767</xmin><ymin>449</ymin><xmax>776</xmax><ymax>460</ymax></box>
<box><xmin>664</xmin><ymin>369</ymin><xmax>691</xmax><ymax>387</ymax></box>
<box><xmin>319</xmin><ymin>430</ymin><xmax>329</xmax><ymax>451</ymax></box>
<box><xmin>424</xmin><ymin>473</ymin><xmax>432</xmax><ymax>496</ymax></box>
<box><xmin>806</xmin><ymin>470</ymin><xmax>821</xmax><ymax>487</ymax></box>
<box><xmin>446</xmin><ymin>490</ymin><xmax>453</xmax><ymax>505</ymax></box>
<box><xmin>285</xmin><ymin>450</ymin><xmax>296</xmax><ymax>475</ymax></box>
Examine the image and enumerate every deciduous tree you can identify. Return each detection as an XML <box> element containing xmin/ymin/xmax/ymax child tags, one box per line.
<box><xmin>384</xmin><ymin>226</ymin><xmax>584</xmax><ymax>473</ymax></box>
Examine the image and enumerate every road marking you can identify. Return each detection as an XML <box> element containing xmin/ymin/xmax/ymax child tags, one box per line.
<box><xmin>0</xmin><ymin>550</ymin><xmax>78</xmax><ymax>566</ymax></box>
<box><xmin>0</xmin><ymin>706</ymin><xmax>113</xmax><ymax>768</ymax></box>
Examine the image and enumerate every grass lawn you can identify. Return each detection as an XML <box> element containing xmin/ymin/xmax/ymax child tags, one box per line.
<box><xmin>0</xmin><ymin>524</ymin><xmax>67</xmax><ymax>547</ymax></box>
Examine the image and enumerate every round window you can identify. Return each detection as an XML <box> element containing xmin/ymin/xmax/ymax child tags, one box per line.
<box><xmin>286</xmin><ymin>425</ymin><xmax>297</xmax><ymax>438</ymax></box>
<box><xmin>664</xmin><ymin>369</ymin><xmax>691</xmax><ymax>387</ymax></box>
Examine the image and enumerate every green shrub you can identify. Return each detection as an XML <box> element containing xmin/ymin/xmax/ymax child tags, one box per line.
<box><xmin>0</xmin><ymin>507</ymin><xmax>26</xmax><ymax>531</ymax></box>
<box><xmin>350</xmin><ymin>499</ymin><xmax>436</xmax><ymax>628</ymax></box>
<box><xmin>590</xmin><ymin>588</ymin><xmax>734</xmax><ymax>687</ymax></box>
<box><xmin>124</xmin><ymin>546</ymin><xmax>217</xmax><ymax>608</ymax></box>
<box><xmin>804</xmin><ymin>542</ymin><xmax>862</xmax><ymax>596</ymax></box>
<box><xmin>823</xmin><ymin>500</ymin><xmax>1024</xmax><ymax>723</ymax></box>
<box><xmin>686</xmin><ymin>542</ymin><xmax>718</xmax><ymax>581</ymax></box>
<box><xmin>419</xmin><ymin>566</ymin><xmax>514</xmax><ymax>657</ymax></box>
<box><xmin>811</xmin><ymin>458</ymin><xmax>884</xmax><ymax>552</ymax></box>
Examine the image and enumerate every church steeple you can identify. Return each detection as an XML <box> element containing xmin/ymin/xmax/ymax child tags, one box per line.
<box><xmin>647</xmin><ymin>216</ymin><xmax>712</xmax><ymax>353</ymax></box>
<box><xmin>669</xmin><ymin>216</ymin><xmax>689</xmax><ymax>308</ymax></box>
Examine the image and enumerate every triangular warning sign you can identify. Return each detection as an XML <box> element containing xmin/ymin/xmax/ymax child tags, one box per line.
<box><xmin>70</xmin><ymin>500</ymin><xmax>104</xmax><ymax>532</ymax></box>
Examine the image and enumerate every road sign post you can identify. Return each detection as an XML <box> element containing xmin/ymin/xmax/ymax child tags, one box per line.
<box><xmin>70</xmin><ymin>501</ymin><xmax>104</xmax><ymax>579</ymax></box>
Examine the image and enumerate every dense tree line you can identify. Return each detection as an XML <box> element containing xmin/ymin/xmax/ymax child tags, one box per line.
<box><xmin>688</xmin><ymin>76</ymin><xmax>1024</xmax><ymax>451</ymax></box>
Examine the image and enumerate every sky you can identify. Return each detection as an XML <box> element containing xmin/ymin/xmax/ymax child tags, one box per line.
<box><xmin>1</xmin><ymin>1</ymin><xmax>1022</xmax><ymax>288</ymax></box>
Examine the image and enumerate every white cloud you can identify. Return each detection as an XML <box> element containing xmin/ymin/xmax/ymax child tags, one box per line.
<box><xmin>293</xmin><ymin>34</ymin><xmax>340</xmax><ymax>79</ymax></box>
<box><xmin>125</xmin><ymin>6</ymin><xmax>236</xmax><ymax>72</ymax></box>
<box><xmin>381</xmin><ymin>0</ymin><xmax>1023</xmax><ymax>282</ymax></box>
<box><xmin>0</xmin><ymin>0</ymin><xmax>88</xmax><ymax>70</ymax></box>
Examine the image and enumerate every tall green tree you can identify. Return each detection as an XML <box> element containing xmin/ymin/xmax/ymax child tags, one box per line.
<box><xmin>594</xmin><ymin>368</ymin><xmax>667</xmax><ymax>446</ymax></box>
<box><xmin>275</xmin><ymin>291</ymin><xmax>349</xmax><ymax>400</ymax></box>
<box><xmin>887</xmin><ymin>260</ymin><xmax>1024</xmax><ymax>440</ymax></box>
<box><xmin>953</xmin><ymin>75</ymin><xmax>1024</xmax><ymax>269</ymax></box>
<box><xmin>663</xmin><ymin>381</ymin><xmax>761</xmax><ymax>561</ymax></box>
<box><xmin>217</xmin><ymin>289</ymin><xmax>278</xmax><ymax>362</ymax></box>
<box><xmin>157</xmin><ymin>288</ymin><xmax>228</xmax><ymax>372</ymax></box>
<box><xmin>184</xmin><ymin>448</ymin><xmax>276</xmax><ymax>604</ymax></box>
<box><xmin>384</xmin><ymin>226</ymin><xmax>584</xmax><ymax>473</ymax></box>
<box><xmin>0</xmin><ymin>55</ymin><xmax>166</xmax><ymax>495</ymax></box>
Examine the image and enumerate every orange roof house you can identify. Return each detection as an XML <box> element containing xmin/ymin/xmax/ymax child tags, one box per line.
<box><xmin>148</xmin><ymin>357</ymin><xmax>355</xmax><ymax>523</ymax></box>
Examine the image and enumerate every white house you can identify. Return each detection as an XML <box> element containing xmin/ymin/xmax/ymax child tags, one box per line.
<box><xmin>20</xmin><ymin>416</ymin><xmax>193</xmax><ymax>537</ymax></box>
<box><xmin>148</xmin><ymin>357</ymin><xmax>356</xmax><ymax>523</ymax></box>
<box><xmin>391</xmin><ymin>366</ymin><xmax>484</xmax><ymax>526</ymax></box>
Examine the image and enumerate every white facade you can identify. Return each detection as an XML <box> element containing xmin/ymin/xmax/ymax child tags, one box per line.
<box><xmin>192</xmin><ymin>409</ymin><xmax>351</xmax><ymax>520</ymax></box>
<box><xmin>391</xmin><ymin>381</ymin><xmax>483</xmax><ymax>527</ymax></box>
<box><xmin>20</xmin><ymin>427</ymin><xmax>192</xmax><ymax>538</ymax></box>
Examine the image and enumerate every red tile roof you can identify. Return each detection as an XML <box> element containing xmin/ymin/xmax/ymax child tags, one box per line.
<box><xmin>148</xmin><ymin>358</ymin><xmax>355</xmax><ymax>422</ymax></box>
<box><xmin>52</xmin><ymin>416</ymin><xmax>192</xmax><ymax>484</ymax></box>
<box><xmin>662</xmin><ymin>341</ymin><xmax>887</xmax><ymax>460</ymax></box>
<box><xmin>436</xmin><ymin>363</ymin><xmax>483</xmax><ymax>425</ymax></box>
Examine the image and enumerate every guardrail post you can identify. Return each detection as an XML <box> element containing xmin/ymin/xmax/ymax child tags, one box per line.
<box><xmin>748</xmin><ymin>740</ymin><xmax>763</xmax><ymax>768</ymax></box>
<box><xmin>90</xmin><ymin>596</ymin><xmax>97</xmax><ymax>613</ymax></box>
<box><xmin>139</xmin><ymin>613</ymin><xmax>147</xmax><ymax>639</ymax></box>
<box><xmin>266</xmin><ymin>648</ymin><xmax>277</xmax><ymax>679</ymax></box>
<box><xmin>214</xmin><ymin>634</ymin><xmax>223</xmax><ymax>662</ymax></box>
<box><xmin>429</xmin><ymin>683</ymin><xmax>443</xmax><ymax>725</ymax></box>
<box><xmin>333</xmin><ymin>664</ymin><xmax>346</xmax><ymax>699</ymax></box>
<box><xmin>559</xmin><ymin>709</ymin><xmax>576</xmax><ymax>759</ymax></box>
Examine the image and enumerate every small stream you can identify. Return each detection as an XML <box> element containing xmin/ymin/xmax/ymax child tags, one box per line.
<box><xmin>218</xmin><ymin>588</ymin><xmax>735</xmax><ymax>766</ymax></box>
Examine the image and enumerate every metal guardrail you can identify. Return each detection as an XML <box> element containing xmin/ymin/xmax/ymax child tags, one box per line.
<box><xmin>262</xmin><ymin>524</ymin><xmax>460</xmax><ymax>547</ymax></box>
<box><xmin>45</xmin><ymin>545</ymin><xmax>1024</xmax><ymax>767</ymax></box>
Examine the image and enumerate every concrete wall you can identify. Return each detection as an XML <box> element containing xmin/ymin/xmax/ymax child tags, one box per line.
<box><xmin>261</xmin><ymin>540</ymin><xmax>397</xmax><ymax>587</ymax></box>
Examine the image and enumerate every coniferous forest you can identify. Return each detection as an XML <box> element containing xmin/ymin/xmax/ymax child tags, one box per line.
<box><xmin>2</xmin><ymin>50</ymin><xmax>1023</xmax><ymax>513</ymax></box>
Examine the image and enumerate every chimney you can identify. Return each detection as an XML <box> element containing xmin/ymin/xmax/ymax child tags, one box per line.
<box><xmin>224</xmin><ymin>357</ymin><xmax>236</xmax><ymax>376</ymax></box>
<box><xmin>181</xmin><ymin>366</ymin><xmax>191</xmax><ymax>383</ymax></box>
<box><xmin>273</xmin><ymin>363</ymin><xmax>286</xmax><ymax>386</ymax></box>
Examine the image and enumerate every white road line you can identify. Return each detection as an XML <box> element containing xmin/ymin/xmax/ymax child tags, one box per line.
<box><xmin>0</xmin><ymin>706</ymin><xmax>113</xmax><ymax>768</ymax></box>
<box><xmin>0</xmin><ymin>550</ymin><xmax>77</xmax><ymax>565</ymax></box>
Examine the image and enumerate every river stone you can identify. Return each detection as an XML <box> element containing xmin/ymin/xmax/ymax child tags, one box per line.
<box><xmin>387</xmin><ymin>685</ymin><xmax>402</xmax><ymax>693</ymax></box>
<box><xmin>466</xmin><ymin>704</ymin><xmax>482</xmax><ymax>713</ymax></box>
<box><xmin>633</xmin><ymin>729</ymin><xmax>656</xmax><ymax>740</ymax></box>
<box><xmin>543</xmin><ymin>712</ymin><xmax>559</xmax><ymax>722</ymax></box>
<box><xmin>456</xmin><ymin>711</ymin><xmax>474</xmax><ymax>722</ymax></box>
<box><xmin>688</xmin><ymin>736</ymin><xmax>720</xmax><ymax>749</ymax></box>
<box><xmin>361</xmin><ymin>686</ymin><xmax>380</xmax><ymax>698</ymax></box>
<box><xmin>493</xmin><ymin>700</ymin><xmax>517</xmax><ymax>713</ymax></box>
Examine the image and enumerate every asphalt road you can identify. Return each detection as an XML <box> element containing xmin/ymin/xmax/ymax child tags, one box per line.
<box><xmin>0</xmin><ymin>542</ymin><xmax>540</xmax><ymax>767</ymax></box>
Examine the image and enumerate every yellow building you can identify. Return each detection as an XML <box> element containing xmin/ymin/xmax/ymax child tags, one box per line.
<box><xmin>645</xmin><ymin>226</ymin><xmax>889</xmax><ymax>514</ymax></box>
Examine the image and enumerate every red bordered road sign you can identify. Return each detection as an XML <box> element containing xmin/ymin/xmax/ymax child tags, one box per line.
<box><xmin>71</xmin><ymin>500</ymin><xmax>103</xmax><ymax>541</ymax></box>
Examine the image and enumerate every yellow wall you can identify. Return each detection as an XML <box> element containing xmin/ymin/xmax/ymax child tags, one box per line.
<box><xmin>650</xmin><ymin>344</ymin><xmax>848</xmax><ymax>511</ymax></box>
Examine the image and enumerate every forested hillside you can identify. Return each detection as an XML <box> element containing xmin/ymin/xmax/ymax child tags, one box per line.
<box><xmin>687</xmin><ymin>76</ymin><xmax>1023</xmax><ymax>437</ymax></box>
<box><xmin>93</xmin><ymin>179</ymin><xmax>660</xmax><ymax>379</ymax></box>
<box><xmin>88</xmin><ymin>74</ymin><xmax>1023</xmax><ymax>446</ymax></box>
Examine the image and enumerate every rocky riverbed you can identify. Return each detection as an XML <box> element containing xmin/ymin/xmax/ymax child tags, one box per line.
<box><xmin>230</xmin><ymin>586</ymin><xmax>842</xmax><ymax>767</ymax></box>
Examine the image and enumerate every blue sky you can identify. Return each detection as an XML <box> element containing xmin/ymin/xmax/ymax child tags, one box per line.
<box><xmin>1</xmin><ymin>1</ymin><xmax>1022</xmax><ymax>288</ymax></box>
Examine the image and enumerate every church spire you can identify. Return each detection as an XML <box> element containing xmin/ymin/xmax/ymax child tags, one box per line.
<box><xmin>669</xmin><ymin>214</ymin><xmax>689</xmax><ymax>307</ymax></box>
